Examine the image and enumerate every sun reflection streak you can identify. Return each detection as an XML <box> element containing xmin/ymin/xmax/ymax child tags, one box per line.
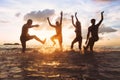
<box><xmin>42</xmin><ymin>61</ymin><xmax>60</xmax><ymax>66</ymax></box>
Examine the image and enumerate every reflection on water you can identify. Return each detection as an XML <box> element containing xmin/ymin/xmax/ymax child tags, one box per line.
<box><xmin>42</xmin><ymin>61</ymin><xmax>60</xmax><ymax>66</ymax></box>
<box><xmin>0</xmin><ymin>49</ymin><xmax>120</xmax><ymax>80</ymax></box>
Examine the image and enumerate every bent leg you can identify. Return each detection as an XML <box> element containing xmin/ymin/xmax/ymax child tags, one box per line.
<box><xmin>32</xmin><ymin>35</ymin><xmax>45</xmax><ymax>44</ymax></box>
<box><xmin>51</xmin><ymin>35</ymin><xmax>57</xmax><ymax>46</ymax></box>
<box><xmin>90</xmin><ymin>37</ymin><xmax>99</xmax><ymax>52</ymax></box>
<box><xmin>84</xmin><ymin>38</ymin><xmax>93</xmax><ymax>50</ymax></box>
<box><xmin>71</xmin><ymin>38</ymin><xmax>77</xmax><ymax>49</ymax></box>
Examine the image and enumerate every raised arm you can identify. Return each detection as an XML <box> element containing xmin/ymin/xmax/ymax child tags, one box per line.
<box><xmin>60</xmin><ymin>11</ymin><xmax>63</xmax><ymax>25</ymax></box>
<box><xmin>75</xmin><ymin>12</ymin><xmax>79</xmax><ymax>22</ymax></box>
<box><xmin>97</xmin><ymin>11</ymin><xmax>104</xmax><ymax>27</ymax></box>
<box><xmin>71</xmin><ymin>15</ymin><xmax>76</xmax><ymax>27</ymax></box>
<box><xmin>47</xmin><ymin>17</ymin><xmax>55</xmax><ymax>27</ymax></box>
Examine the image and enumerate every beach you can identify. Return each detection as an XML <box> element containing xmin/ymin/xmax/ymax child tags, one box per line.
<box><xmin>0</xmin><ymin>45</ymin><xmax>120</xmax><ymax>80</ymax></box>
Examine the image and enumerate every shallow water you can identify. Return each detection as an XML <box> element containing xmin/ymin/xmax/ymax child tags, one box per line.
<box><xmin>0</xmin><ymin>48</ymin><xmax>120</xmax><ymax>80</ymax></box>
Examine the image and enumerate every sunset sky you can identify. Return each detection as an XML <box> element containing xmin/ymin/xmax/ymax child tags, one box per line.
<box><xmin>0</xmin><ymin>0</ymin><xmax>120</xmax><ymax>47</ymax></box>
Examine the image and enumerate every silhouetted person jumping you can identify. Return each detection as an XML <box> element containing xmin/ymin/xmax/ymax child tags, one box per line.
<box><xmin>84</xmin><ymin>11</ymin><xmax>104</xmax><ymax>52</ymax></box>
<box><xmin>47</xmin><ymin>11</ymin><xmax>63</xmax><ymax>50</ymax></box>
<box><xmin>20</xmin><ymin>19</ymin><xmax>46</xmax><ymax>53</ymax></box>
<box><xmin>71</xmin><ymin>12</ymin><xmax>82</xmax><ymax>51</ymax></box>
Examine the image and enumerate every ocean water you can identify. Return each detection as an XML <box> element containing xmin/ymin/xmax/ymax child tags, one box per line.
<box><xmin>0</xmin><ymin>45</ymin><xmax>120</xmax><ymax>80</ymax></box>
<box><xmin>0</xmin><ymin>45</ymin><xmax>120</xmax><ymax>51</ymax></box>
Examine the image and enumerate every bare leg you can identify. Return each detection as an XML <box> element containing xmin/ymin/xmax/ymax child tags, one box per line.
<box><xmin>33</xmin><ymin>35</ymin><xmax>46</xmax><ymax>44</ymax></box>
<box><xmin>79</xmin><ymin>40</ymin><xmax>82</xmax><ymax>50</ymax></box>
<box><xmin>84</xmin><ymin>38</ymin><xmax>95</xmax><ymax>52</ymax></box>
<box><xmin>84</xmin><ymin>38</ymin><xmax>92</xmax><ymax>51</ymax></box>
<box><xmin>21</xmin><ymin>41</ymin><xmax>26</xmax><ymax>53</ymax></box>
<box><xmin>51</xmin><ymin>36</ymin><xmax>56</xmax><ymax>46</ymax></box>
<box><xmin>71</xmin><ymin>38</ymin><xmax>77</xmax><ymax>49</ymax></box>
<box><xmin>59</xmin><ymin>42</ymin><xmax>62</xmax><ymax>51</ymax></box>
<box><xmin>59</xmin><ymin>38</ymin><xmax>63</xmax><ymax>51</ymax></box>
<box><xmin>90</xmin><ymin>41</ymin><xmax>95</xmax><ymax>52</ymax></box>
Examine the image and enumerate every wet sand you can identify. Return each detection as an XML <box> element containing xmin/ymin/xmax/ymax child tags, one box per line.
<box><xmin>0</xmin><ymin>49</ymin><xmax>120</xmax><ymax>80</ymax></box>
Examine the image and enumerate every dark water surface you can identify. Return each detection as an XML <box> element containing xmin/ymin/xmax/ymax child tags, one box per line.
<box><xmin>0</xmin><ymin>48</ymin><xmax>120</xmax><ymax>80</ymax></box>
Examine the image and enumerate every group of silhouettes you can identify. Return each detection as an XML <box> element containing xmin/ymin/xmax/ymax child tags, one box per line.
<box><xmin>20</xmin><ymin>11</ymin><xmax>104</xmax><ymax>53</ymax></box>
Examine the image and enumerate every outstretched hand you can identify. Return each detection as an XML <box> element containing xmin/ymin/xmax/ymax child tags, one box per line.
<box><xmin>47</xmin><ymin>17</ymin><xmax>49</xmax><ymax>20</ymax></box>
<box><xmin>101</xmin><ymin>11</ymin><xmax>104</xmax><ymax>14</ymax></box>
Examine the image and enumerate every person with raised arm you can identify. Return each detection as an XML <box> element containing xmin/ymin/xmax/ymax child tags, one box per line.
<box><xmin>84</xmin><ymin>11</ymin><xmax>104</xmax><ymax>52</ymax></box>
<box><xmin>47</xmin><ymin>11</ymin><xmax>63</xmax><ymax>50</ymax></box>
<box><xmin>20</xmin><ymin>19</ymin><xmax>46</xmax><ymax>53</ymax></box>
<box><xmin>71</xmin><ymin>12</ymin><xmax>82</xmax><ymax>51</ymax></box>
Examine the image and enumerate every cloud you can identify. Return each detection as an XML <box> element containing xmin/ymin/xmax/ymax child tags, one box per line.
<box><xmin>15</xmin><ymin>12</ymin><xmax>21</xmax><ymax>17</ymax></box>
<box><xmin>93</xmin><ymin>0</ymin><xmax>119</xmax><ymax>2</ymax></box>
<box><xmin>24</xmin><ymin>9</ymin><xmax>55</xmax><ymax>22</ymax></box>
<box><xmin>0</xmin><ymin>20</ymin><xmax>9</xmax><ymax>23</ymax></box>
<box><xmin>99</xmin><ymin>24</ymin><xmax>117</xmax><ymax>33</ymax></box>
<box><xmin>104</xmin><ymin>5</ymin><xmax>120</xmax><ymax>28</ymax></box>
